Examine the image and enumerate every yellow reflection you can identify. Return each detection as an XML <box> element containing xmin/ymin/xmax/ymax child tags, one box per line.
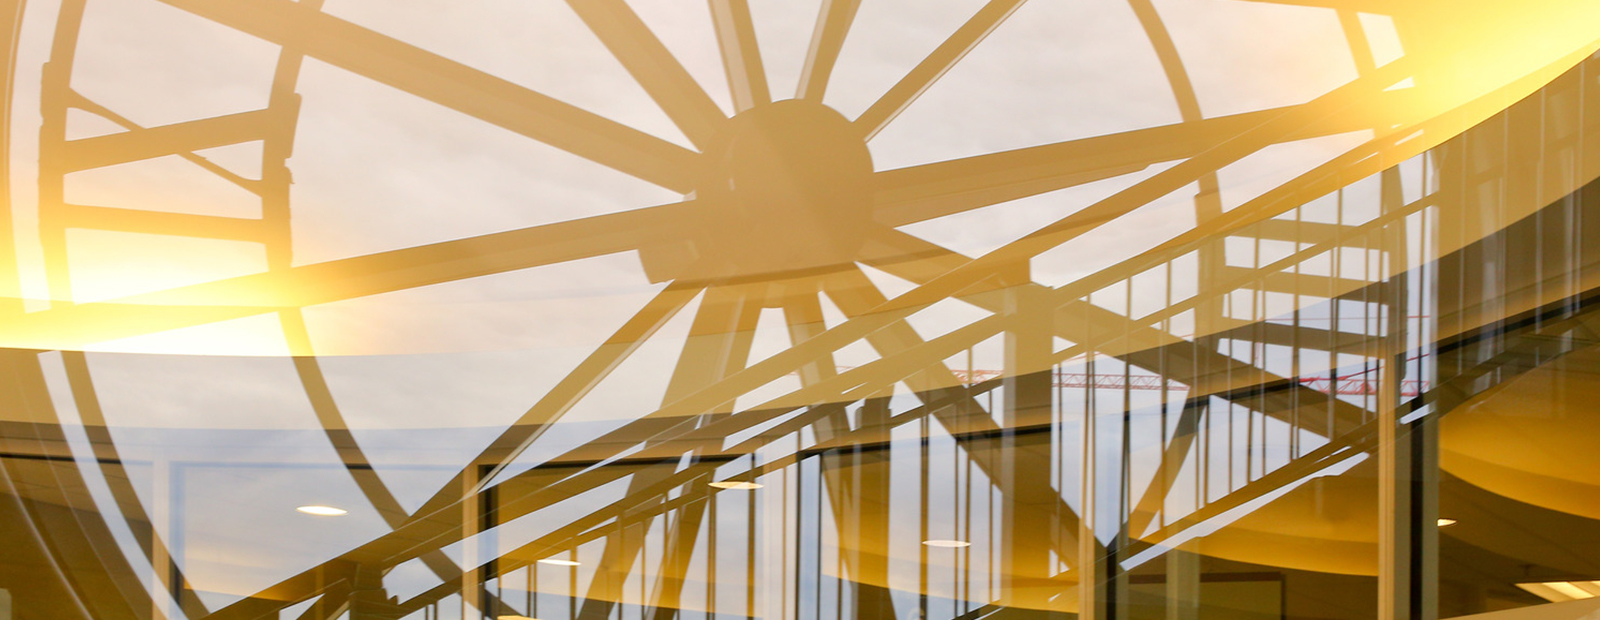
<box><xmin>81</xmin><ymin>312</ymin><xmax>292</xmax><ymax>356</ymax></box>
<box><xmin>3</xmin><ymin>1</ymin><xmax>1596</xmax><ymax>358</ymax></box>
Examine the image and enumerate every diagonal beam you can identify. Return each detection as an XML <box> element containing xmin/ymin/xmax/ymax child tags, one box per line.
<box><xmin>208</xmin><ymin>115</ymin><xmax>1448</xmax><ymax>612</ymax></box>
<box><xmin>278</xmin><ymin>312</ymin><xmax>493</xmax><ymax>606</ymax></box>
<box><xmin>781</xmin><ymin>290</ymin><xmax>842</xmax><ymax>387</ymax></box>
<box><xmin>854</xmin><ymin>0</ymin><xmax>1028</xmax><ymax>140</ymax></box>
<box><xmin>1019</xmin><ymin>41</ymin><xmax>1600</xmax><ymax>323</ymax></box>
<box><xmin>193</xmin><ymin>290</ymin><xmax>707</xmax><ymax>620</ymax></box>
<box><xmin>795</xmin><ymin>0</ymin><xmax>860</xmax><ymax>101</ymax></box>
<box><xmin>62</xmin><ymin>92</ymin><xmax>261</xmax><ymax>191</ymax></box>
<box><xmin>59</xmin><ymin>107</ymin><xmax>278</xmax><ymax>172</ymax></box>
<box><xmin>661</xmin><ymin>285</ymin><xmax>764</xmax><ymax>407</ymax></box>
<box><xmin>1129</xmin><ymin>420</ymin><xmax>1373</xmax><ymax>555</ymax></box>
<box><xmin>709</xmin><ymin>0</ymin><xmax>771</xmax><ymax>112</ymax></box>
<box><xmin>869</xmin><ymin>100</ymin><xmax>1389</xmax><ymax>228</ymax></box>
<box><xmin>2</xmin><ymin>200</ymin><xmax>701</xmax><ymax>349</ymax></box>
<box><xmin>224</xmin><ymin>284</ymin><xmax>709</xmax><ymax>618</ymax></box>
<box><xmin>203</xmin><ymin>312</ymin><xmax>1009</xmax><ymax>620</ymax></box>
<box><xmin>1121</xmin><ymin>395</ymin><xmax>1204</xmax><ymax>539</ymax></box>
<box><xmin>392</xmin><ymin>373</ymin><xmax>1017</xmax><ymax>617</ymax></box>
<box><xmin>822</xmin><ymin>267</ymin><xmax>1085</xmax><ymax>552</ymax></box>
<box><xmin>862</xmin><ymin>60</ymin><xmax>1412</xmax><ymax>321</ymax></box>
<box><xmin>233</xmin><ymin>47</ymin><xmax>1440</xmax><ymax>620</ymax></box>
<box><xmin>419</xmin><ymin>280</ymin><xmax>703</xmax><ymax>518</ymax></box>
<box><xmin>153</xmin><ymin>0</ymin><xmax>702</xmax><ymax>192</ymax></box>
<box><xmin>857</xmin><ymin>229</ymin><xmax>1366</xmax><ymax>435</ymax></box>
<box><xmin>198</xmin><ymin>280</ymin><xmax>703</xmax><ymax>617</ymax></box>
<box><xmin>645</xmin><ymin>496</ymin><xmax>713</xmax><ymax>620</ymax></box>
<box><xmin>437</xmin><ymin>96</ymin><xmax>1437</xmax><ymax>599</ymax></box>
<box><xmin>860</xmin><ymin>229</ymin><xmax>1380</xmax><ymax>542</ymax></box>
<box><xmin>577</xmin><ymin>285</ymin><xmax>760</xmax><ymax>620</ymax></box>
<box><xmin>1038</xmin><ymin>189</ymin><xmax>1432</xmax><ymax>370</ymax></box>
<box><xmin>222</xmin><ymin>91</ymin><xmax>1587</xmax><ymax>610</ymax></box>
<box><xmin>822</xmin><ymin>266</ymin><xmax>980</xmax><ymax>397</ymax></box>
<box><xmin>566</xmin><ymin>0</ymin><xmax>726</xmax><ymax>149</ymax></box>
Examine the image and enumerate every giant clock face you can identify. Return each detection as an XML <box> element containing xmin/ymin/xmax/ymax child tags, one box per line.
<box><xmin>3</xmin><ymin>0</ymin><xmax>1599</xmax><ymax>615</ymax></box>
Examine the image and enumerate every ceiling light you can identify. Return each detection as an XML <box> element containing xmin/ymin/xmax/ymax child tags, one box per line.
<box><xmin>1516</xmin><ymin>581</ymin><xmax>1600</xmax><ymax>603</ymax></box>
<box><xmin>537</xmin><ymin>558</ymin><xmax>581</xmax><ymax>567</ymax></box>
<box><xmin>709</xmin><ymin>481</ymin><xmax>762</xmax><ymax>490</ymax></box>
<box><xmin>922</xmin><ymin>539</ymin><xmax>971</xmax><ymax>548</ymax></box>
<box><xmin>1547</xmin><ymin>582</ymin><xmax>1597</xmax><ymax>600</ymax></box>
<box><xmin>1437</xmin><ymin>518</ymin><xmax>1457</xmax><ymax>526</ymax></box>
<box><xmin>296</xmin><ymin>505</ymin><xmax>347</xmax><ymax>516</ymax></box>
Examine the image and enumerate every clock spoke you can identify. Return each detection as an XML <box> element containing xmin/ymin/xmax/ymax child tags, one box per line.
<box><xmin>154</xmin><ymin>0</ymin><xmax>703</xmax><ymax>192</ymax></box>
<box><xmin>566</xmin><ymin>0</ymin><xmax>726</xmax><ymax>150</ymax></box>
<box><xmin>795</xmin><ymin>0</ymin><xmax>860</xmax><ymax>101</ymax></box>
<box><xmin>3</xmin><ymin>201</ymin><xmax>703</xmax><ymax>350</ymax></box>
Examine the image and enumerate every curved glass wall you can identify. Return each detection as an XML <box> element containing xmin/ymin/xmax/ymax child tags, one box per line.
<box><xmin>3</xmin><ymin>1</ymin><xmax>1600</xmax><ymax>619</ymax></box>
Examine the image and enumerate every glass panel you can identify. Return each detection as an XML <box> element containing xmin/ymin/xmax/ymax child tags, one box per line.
<box><xmin>3</xmin><ymin>2</ymin><xmax>1600</xmax><ymax>619</ymax></box>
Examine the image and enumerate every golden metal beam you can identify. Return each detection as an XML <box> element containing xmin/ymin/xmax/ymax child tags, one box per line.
<box><xmin>869</xmin><ymin>103</ymin><xmax>1382</xmax><ymax>228</ymax></box>
<box><xmin>581</xmin><ymin>285</ymin><xmax>760</xmax><ymax>620</ymax></box>
<box><xmin>459</xmin><ymin>280</ymin><xmax>704</xmax><ymax>499</ymax></box>
<box><xmin>1</xmin><ymin>201</ymin><xmax>700</xmax><ymax>350</ymax></box>
<box><xmin>201</xmin><ymin>56</ymin><xmax>1544</xmax><ymax>609</ymax></box>
<box><xmin>854</xmin><ymin>0</ymin><xmax>1027</xmax><ymax>141</ymax></box>
<box><xmin>709</xmin><ymin>0</ymin><xmax>772</xmax><ymax>112</ymax></box>
<box><xmin>859</xmin><ymin>229</ymin><xmax>1368</xmax><ymax>434</ymax></box>
<box><xmin>662</xmin><ymin>285</ymin><xmax>764</xmax><ymax>407</ymax></box>
<box><xmin>53</xmin><ymin>205</ymin><xmax>267</xmax><ymax>243</ymax></box>
<box><xmin>57</xmin><ymin>107</ymin><xmax>279</xmax><ymax>173</ymax></box>
<box><xmin>795</xmin><ymin>0</ymin><xmax>859</xmax><ymax>101</ymax></box>
<box><xmin>200</xmin><ymin>311</ymin><xmax>1010</xmax><ymax>618</ymax></box>
<box><xmin>278</xmin><ymin>312</ymin><xmax>484</xmax><ymax>603</ymax></box>
<box><xmin>61</xmin><ymin>92</ymin><xmax>261</xmax><ymax>193</ymax></box>
<box><xmin>566</xmin><ymin>0</ymin><xmax>726</xmax><ymax>150</ymax></box>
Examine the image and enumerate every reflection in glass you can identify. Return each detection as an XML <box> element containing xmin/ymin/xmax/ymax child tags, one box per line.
<box><xmin>1</xmin><ymin>1</ymin><xmax>1600</xmax><ymax>619</ymax></box>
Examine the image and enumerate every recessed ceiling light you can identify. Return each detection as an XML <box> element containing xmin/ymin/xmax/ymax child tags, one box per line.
<box><xmin>296</xmin><ymin>505</ymin><xmax>347</xmax><ymax>516</ymax></box>
<box><xmin>537</xmin><ymin>558</ymin><xmax>581</xmax><ymax>567</ymax></box>
<box><xmin>709</xmin><ymin>481</ymin><xmax>762</xmax><ymax>490</ymax></box>
<box><xmin>1437</xmin><ymin>518</ymin><xmax>1457</xmax><ymax>527</ymax></box>
<box><xmin>1517</xmin><ymin>581</ymin><xmax>1600</xmax><ymax>603</ymax></box>
<box><xmin>922</xmin><ymin>539</ymin><xmax>971</xmax><ymax>548</ymax></box>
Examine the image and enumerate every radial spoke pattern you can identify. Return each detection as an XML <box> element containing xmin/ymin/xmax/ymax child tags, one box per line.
<box><xmin>11</xmin><ymin>1</ymin><xmax>1600</xmax><ymax>619</ymax></box>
